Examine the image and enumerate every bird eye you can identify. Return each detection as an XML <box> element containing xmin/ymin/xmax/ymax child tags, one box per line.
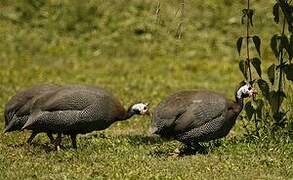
<box><xmin>248</xmin><ymin>86</ymin><xmax>252</xmax><ymax>90</ymax></box>
<box><xmin>143</xmin><ymin>107</ymin><xmax>147</xmax><ymax>110</ymax></box>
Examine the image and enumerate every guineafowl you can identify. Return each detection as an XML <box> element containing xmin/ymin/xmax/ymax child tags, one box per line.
<box><xmin>21</xmin><ymin>85</ymin><xmax>149</xmax><ymax>149</ymax></box>
<box><xmin>3</xmin><ymin>84</ymin><xmax>60</xmax><ymax>143</ymax></box>
<box><xmin>150</xmin><ymin>84</ymin><xmax>257</xmax><ymax>154</ymax></box>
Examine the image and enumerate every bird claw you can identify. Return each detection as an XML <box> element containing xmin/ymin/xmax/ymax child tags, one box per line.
<box><xmin>52</xmin><ymin>135</ymin><xmax>62</xmax><ymax>151</ymax></box>
<box><xmin>168</xmin><ymin>148</ymin><xmax>181</xmax><ymax>157</ymax></box>
<box><xmin>169</xmin><ymin>152</ymin><xmax>180</xmax><ymax>157</ymax></box>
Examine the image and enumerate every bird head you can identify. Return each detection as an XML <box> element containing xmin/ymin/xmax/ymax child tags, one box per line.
<box><xmin>131</xmin><ymin>103</ymin><xmax>150</xmax><ymax>115</ymax></box>
<box><xmin>236</xmin><ymin>83</ymin><xmax>257</xmax><ymax>100</ymax></box>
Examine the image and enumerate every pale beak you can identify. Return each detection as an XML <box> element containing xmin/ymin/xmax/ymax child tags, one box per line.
<box><xmin>144</xmin><ymin>110</ymin><xmax>151</xmax><ymax>116</ymax></box>
<box><xmin>249</xmin><ymin>88</ymin><xmax>258</xmax><ymax>98</ymax></box>
<box><xmin>143</xmin><ymin>103</ymin><xmax>150</xmax><ymax>116</ymax></box>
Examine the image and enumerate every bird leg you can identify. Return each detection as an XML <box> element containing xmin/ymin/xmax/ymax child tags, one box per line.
<box><xmin>169</xmin><ymin>143</ymin><xmax>190</xmax><ymax>157</ymax></box>
<box><xmin>47</xmin><ymin>133</ymin><xmax>55</xmax><ymax>143</ymax></box>
<box><xmin>53</xmin><ymin>133</ymin><xmax>62</xmax><ymax>151</ymax></box>
<box><xmin>70</xmin><ymin>134</ymin><xmax>77</xmax><ymax>149</ymax></box>
<box><xmin>187</xmin><ymin>142</ymin><xmax>207</xmax><ymax>154</ymax></box>
<box><xmin>27</xmin><ymin>131</ymin><xmax>38</xmax><ymax>144</ymax></box>
<box><xmin>190</xmin><ymin>142</ymin><xmax>202</xmax><ymax>151</ymax></box>
<box><xmin>180</xmin><ymin>142</ymin><xmax>195</xmax><ymax>154</ymax></box>
<box><xmin>170</xmin><ymin>142</ymin><xmax>200</xmax><ymax>157</ymax></box>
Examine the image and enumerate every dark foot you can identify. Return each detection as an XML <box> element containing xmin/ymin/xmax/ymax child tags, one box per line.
<box><xmin>70</xmin><ymin>134</ymin><xmax>77</xmax><ymax>149</ymax></box>
<box><xmin>52</xmin><ymin>133</ymin><xmax>62</xmax><ymax>151</ymax></box>
<box><xmin>26</xmin><ymin>132</ymin><xmax>38</xmax><ymax>144</ymax></box>
<box><xmin>168</xmin><ymin>147</ymin><xmax>181</xmax><ymax>157</ymax></box>
<box><xmin>172</xmin><ymin>143</ymin><xmax>207</xmax><ymax>156</ymax></box>
<box><xmin>47</xmin><ymin>133</ymin><xmax>55</xmax><ymax>144</ymax></box>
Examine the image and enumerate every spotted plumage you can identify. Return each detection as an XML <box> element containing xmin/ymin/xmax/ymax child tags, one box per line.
<box><xmin>21</xmin><ymin>85</ymin><xmax>149</xmax><ymax>149</ymax></box>
<box><xmin>150</xmin><ymin>84</ymin><xmax>256</xmax><ymax>153</ymax></box>
<box><xmin>3</xmin><ymin>84</ymin><xmax>60</xmax><ymax>143</ymax></box>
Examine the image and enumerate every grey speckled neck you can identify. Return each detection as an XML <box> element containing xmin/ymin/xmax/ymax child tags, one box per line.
<box><xmin>120</xmin><ymin>108</ymin><xmax>136</xmax><ymax>121</ymax></box>
<box><xmin>235</xmin><ymin>90</ymin><xmax>244</xmax><ymax>108</ymax></box>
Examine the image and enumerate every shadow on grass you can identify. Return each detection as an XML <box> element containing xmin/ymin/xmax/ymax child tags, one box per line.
<box><xmin>149</xmin><ymin>146</ymin><xmax>210</xmax><ymax>158</ymax></box>
<box><xmin>117</xmin><ymin>134</ymin><xmax>165</xmax><ymax>145</ymax></box>
<box><xmin>5</xmin><ymin>133</ymin><xmax>164</xmax><ymax>151</ymax></box>
<box><xmin>82</xmin><ymin>132</ymin><xmax>165</xmax><ymax>145</ymax></box>
<box><xmin>149</xmin><ymin>140</ymin><xmax>225</xmax><ymax>157</ymax></box>
<box><xmin>6</xmin><ymin>141</ymin><xmax>55</xmax><ymax>153</ymax></box>
<box><xmin>4</xmin><ymin>133</ymin><xmax>225</xmax><ymax>155</ymax></box>
<box><xmin>82</xmin><ymin>132</ymin><xmax>109</xmax><ymax>139</ymax></box>
<box><xmin>30</xmin><ymin>142</ymin><xmax>56</xmax><ymax>152</ymax></box>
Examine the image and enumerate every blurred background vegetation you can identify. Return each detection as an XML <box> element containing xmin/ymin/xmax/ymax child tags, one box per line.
<box><xmin>0</xmin><ymin>0</ymin><xmax>280</xmax><ymax>60</ymax></box>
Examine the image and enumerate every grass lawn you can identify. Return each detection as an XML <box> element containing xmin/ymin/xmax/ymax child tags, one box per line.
<box><xmin>0</xmin><ymin>0</ymin><xmax>292</xmax><ymax>179</ymax></box>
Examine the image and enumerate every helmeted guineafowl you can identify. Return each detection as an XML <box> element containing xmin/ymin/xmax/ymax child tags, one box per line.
<box><xmin>21</xmin><ymin>85</ymin><xmax>149</xmax><ymax>149</ymax></box>
<box><xmin>3</xmin><ymin>84</ymin><xmax>61</xmax><ymax>143</ymax></box>
<box><xmin>150</xmin><ymin>84</ymin><xmax>257</xmax><ymax>154</ymax></box>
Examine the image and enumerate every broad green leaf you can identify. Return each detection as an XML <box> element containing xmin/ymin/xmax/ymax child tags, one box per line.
<box><xmin>271</xmin><ymin>34</ymin><xmax>280</xmax><ymax>58</ymax></box>
<box><xmin>267</xmin><ymin>64</ymin><xmax>275</xmax><ymax>85</ymax></box>
<box><xmin>255</xmin><ymin>99</ymin><xmax>264</xmax><ymax>119</ymax></box>
<box><xmin>273</xmin><ymin>112</ymin><xmax>287</xmax><ymax>125</ymax></box>
<box><xmin>242</xmin><ymin>9</ymin><xmax>248</xmax><ymax>16</ymax></box>
<box><xmin>269</xmin><ymin>91</ymin><xmax>279</xmax><ymax>114</ymax></box>
<box><xmin>289</xmin><ymin>34</ymin><xmax>293</xmax><ymax>62</ymax></box>
<box><xmin>283</xmin><ymin>64</ymin><xmax>293</xmax><ymax>81</ymax></box>
<box><xmin>245</xmin><ymin>101</ymin><xmax>255</xmax><ymax>120</ymax></box>
<box><xmin>248</xmin><ymin>9</ymin><xmax>254</xmax><ymax>26</ymax></box>
<box><xmin>249</xmin><ymin>79</ymin><xmax>256</xmax><ymax>86</ymax></box>
<box><xmin>239</xmin><ymin>60</ymin><xmax>248</xmax><ymax>80</ymax></box>
<box><xmin>238</xmin><ymin>80</ymin><xmax>247</xmax><ymax>87</ymax></box>
<box><xmin>269</xmin><ymin>91</ymin><xmax>286</xmax><ymax>114</ymax></box>
<box><xmin>273</xmin><ymin>3</ymin><xmax>279</xmax><ymax>23</ymax></box>
<box><xmin>252</xmin><ymin>36</ymin><xmax>261</xmax><ymax>56</ymax></box>
<box><xmin>241</xmin><ymin>15</ymin><xmax>246</xmax><ymax>24</ymax></box>
<box><xmin>236</xmin><ymin>37</ymin><xmax>243</xmax><ymax>55</ymax></box>
<box><xmin>241</xmin><ymin>9</ymin><xmax>248</xmax><ymax>25</ymax></box>
<box><xmin>281</xmin><ymin>35</ymin><xmax>291</xmax><ymax>56</ymax></box>
<box><xmin>288</xmin><ymin>6</ymin><xmax>293</xmax><ymax>33</ymax></box>
<box><xmin>257</xmin><ymin>79</ymin><xmax>270</xmax><ymax>98</ymax></box>
<box><xmin>251</xmin><ymin>57</ymin><xmax>262</xmax><ymax>77</ymax></box>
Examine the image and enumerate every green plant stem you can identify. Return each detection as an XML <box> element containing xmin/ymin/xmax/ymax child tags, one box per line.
<box><xmin>155</xmin><ymin>1</ymin><xmax>160</xmax><ymax>24</ymax></box>
<box><xmin>276</xmin><ymin>15</ymin><xmax>286</xmax><ymax>119</ymax></box>
<box><xmin>246</xmin><ymin>0</ymin><xmax>258</xmax><ymax>135</ymax></box>
<box><xmin>246</xmin><ymin>0</ymin><xmax>252</xmax><ymax>82</ymax></box>
<box><xmin>175</xmin><ymin>0</ymin><xmax>184</xmax><ymax>39</ymax></box>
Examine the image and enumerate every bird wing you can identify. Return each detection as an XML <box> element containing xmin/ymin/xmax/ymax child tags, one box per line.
<box><xmin>4</xmin><ymin>84</ymin><xmax>59</xmax><ymax>125</ymax></box>
<box><xmin>151</xmin><ymin>91</ymin><xmax>197</xmax><ymax>136</ymax></box>
<box><xmin>30</xmin><ymin>86</ymin><xmax>108</xmax><ymax>112</ymax></box>
<box><xmin>23</xmin><ymin>87</ymin><xmax>98</xmax><ymax>133</ymax></box>
<box><xmin>175</xmin><ymin>113</ymin><xmax>227</xmax><ymax>143</ymax></box>
<box><xmin>24</xmin><ymin>85</ymin><xmax>124</xmax><ymax>132</ymax></box>
<box><xmin>23</xmin><ymin>96</ymin><xmax>123</xmax><ymax>134</ymax></box>
<box><xmin>152</xmin><ymin>91</ymin><xmax>228</xmax><ymax>136</ymax></box>
<box><xmin>22</xmin><ymin>109</ymin><xmax>83</xmax><ymax>133</ymax></box>
<box><xmin>177</xmin><ymin>91</ymin><xmax>228</xmax><ymax>129</ymax></box>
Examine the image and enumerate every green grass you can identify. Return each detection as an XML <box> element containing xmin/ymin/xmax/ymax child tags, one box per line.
<box><xmin>0</xmin><ymin>0</ymin><xmax>292</xmax><ymax>179</ymax></box>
